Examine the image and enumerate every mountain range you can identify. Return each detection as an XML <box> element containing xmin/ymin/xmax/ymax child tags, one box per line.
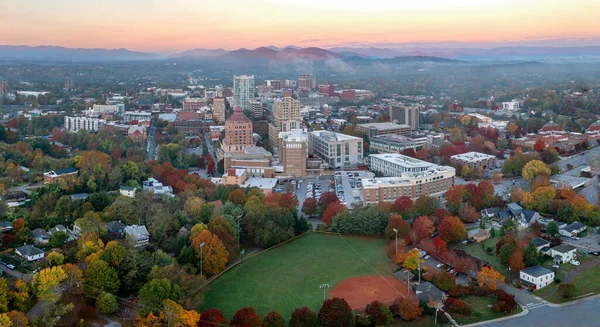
<box><xmin>1</xmin><ymin>44</ymin><xmax>600</xmax><ymax>61</ymax></box>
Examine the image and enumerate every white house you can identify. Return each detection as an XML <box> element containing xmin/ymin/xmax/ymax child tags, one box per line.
<box><xmin>519</xmin><ymin>210</ymin><xmax>542</xmax><ymax>228</ymax></box>
<box><xmin>520</xmin><ymin>266</ymin><xmax>555</xmax><ymax>290</ymax></box>
<box><xmin>119</xmin><ymin>185</ymin><xmax>137</xmax><ymax>198</ymax></box>
<box><xmin>15</xmin><ymin>244</ymin><xmax>45</xmax><ymax>261</ymax></box>
<box><xmin>559</xmin><ymin>222</ymin><xmax>586</xmax><ymax>237</ymax></box>
<box><xmin>550</xmin><ymin>244</ymin><xmax>577</xmax><ymax>264</ymax></box>
<box><xmin>124</xmin><ymin>225</ymin><xmax>150</xmax><ymax>247</ymax></box>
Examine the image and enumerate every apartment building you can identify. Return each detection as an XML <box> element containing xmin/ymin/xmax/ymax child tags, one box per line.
<box><xmin>268</xmin><ymin>97</ymin><xmax>303</xmax><ymax>147</ymax></box>
<box><xmin>212</xmin><ymin>97</ymin><xmax>226</xmax><ymax>124</ymax></box>
<box><xmin>279</xmin><ymin>129</ymin><xmax>308</xmax><ymax>177</ymax></box>
<box><xmin>91</xmin><ymin>104</ymin><xmax>125</xmax><ymax>114</ymax></box>
<box><xmin>122</xmin><ymin>111</ymin><xmax>152</xmax><ymax>122</ymax></box>
<box><xmin>248</xmin><ymin>100</ymin><xmax>264</xmax><ymax>118</ymax></box>
<box><xmin>183</xmin><ymin>98</ymin><xmax>207</xmax><ymax>111</ymax></box>
<box><xmin>298</xmin><ymin>74</ymin><xmax>316</xmax><ymax>91</ymax></box>
<box><xmin>233</xmin><ymin>75</ymin><xmax>255</xmax><ymax>110</ymax></box>
<box><xmin>389</xmin><ymin>103</ymin><xmax>420</xmax><ymax>129</ymax></box>
<box><xmin>308</xmin><ymin>131</ymin><xmax>363</xmax><ymax>169</ymax></box>
<box><xmin>450</xmin><ymin>151</ymin><xmax>497</xmax><ymax>170</ymax></box>
<box><xmin>369</xmin><ymin>134</ymin><xmax>420</xmax><ymax>153</ymax></box>
<box><xmin>64</xmin><ymin>116</ymin><xmax>105</xmax><ymax>132</ymax></box>
<box><xmin>223</xmin><ymin>107</ymin><xmax>254</xmax><ymax>153</ymax></box>
<box><xmin>355</xmin><ymin>122</ymin><xmax>412</xmax><ymax>137</ymax></box>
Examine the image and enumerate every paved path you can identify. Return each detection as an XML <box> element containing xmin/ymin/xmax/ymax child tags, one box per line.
<box><xmin>0</xmin><ymin>265</ymin><xmax>32</xmax><ymax>281</ymax></box>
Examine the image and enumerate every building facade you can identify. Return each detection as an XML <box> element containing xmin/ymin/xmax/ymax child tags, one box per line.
<box><xmin>91</xmin><ymin>104</ymin><xmax>125</xmax><ymax>114</ymax></box>
<box><xmin>183</xmin><ymin>98</ymin><xmax>207</xmax><ymax>111</ymax></box>
<box><xmin>450</xmin><ymin>151</ymin><xmax>497</xmax><ymax>170</ymax></box>
<box><xmin>223</xmin><ymin>107</ymin><xmax>253</xmax><ymax>153</ymax></box>
<box><xmin>212</xmin><ymin>97</ymin><xmax>226</xmax><ymax>124</ymax></box>
<box><xmin>64</xmin><ymin>116</ymin><xmax>105</xmax><ymax>132</ymax></box>
<box><xmin>248</xmin><ymin>100</ymin><xmax>264</xmax><ymax>118</ymax></box>
<box><xmin>520</xmin><ymin>267</ymin><xmax>555</xmax><ymax>290</ymax></box>
<box><xmin>369</xmin><ymin>134</ymin><xmax>421</xmax><ymax>153</ymax></box>
<box><xmin>308</xmin><ymin>131</ymin><xmax>363</xmax><ymax>169</ymax></box>
<box><xmin>233</xmin><ymin>75</ymin><xmax>255</xmax><ymax>110</ymax></box>
<box><xmin>318</xmin><ymin>84</ymin><xmax>335</xmax><ymax>96</ymax></box>
<box><xmin>389</xmin><ymin>104</ymin><xmax>420</xmax><ymax>130</ymax></box>
<box><xmin>298</xmin><ymin>74</ymin><xmax>316</xmax><ymax>91</ymax></box>
<box><xmin>355</xmin><ymin>123</ymin><xmax>412</xmax><ymax>137</ymax></box>
<box><xmin>279</xmin><ymin>129</ymin><xmax>308</xmax><ymax>177</ymax></box>
<box><xmin>268</xmin><ymin>97</ymin><xmax>302</xmax><ymax>147</ymax></box>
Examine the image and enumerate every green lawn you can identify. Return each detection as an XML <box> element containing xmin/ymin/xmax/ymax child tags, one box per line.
<box><xmin>452</xmin><ymin>296</ymin><xmax>522</xmax><ymax>325</ymax></box>
<box><xmin>202</xmin><ymin>232</ymin><xmax>396</xmax><ymax>319</ymax></box>
<box><xmin>454</xmin><ymin>235</ymin><xmax>508</xmax><ymax>277</ymax></box>
<box><xmin>537</xmin><ymin>261</ymin><xmax>600</xmax><ymax>303</ymax></box>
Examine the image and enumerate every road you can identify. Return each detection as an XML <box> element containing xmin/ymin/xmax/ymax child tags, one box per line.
<box><xmin>27</xmin><ymin>283</ymin><xmax>67</xmax><ymax>320</ymax></box>
<box><xmin>555</xmin><ymin>145</ymin><xmax>600</xmax><ymax>172</ymax></box>
<box><xmin>484</xmin><ymin>295</ymin><xmax>600</xmax><ymax>327</ymax></box>
<box><xmin>203</xmin><ymin>132</ymin><xmax>221</xmax><ymax>177</ymax></box>
<box><xmin>6</xmin><ymin>182</ymin><xmax>43</xmax><ymax>196</ymax></box>
<box><xmin>0</xmin><ymin>264</ymin><xmax>31</xmax><ymax>281</ymax></box>
<box><xmin>146</xmin><ymin>124</ymin><xmax>157</xmax><ymax>162</ymax></box>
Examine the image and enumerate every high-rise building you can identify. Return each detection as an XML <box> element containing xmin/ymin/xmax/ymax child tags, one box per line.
<box><xmin>268</xmin><ymin>97</ymin><xmax>303</xmax><ymax>146</ymax></box>
<box><xmin>233</xmin><ymin>75</ymin><xmax>255</xmax><ymax>110</ymax></box>
<box><xmin>248</xmin><ymin>100</ymin><xmax>263</xmax><ymax>119</ymax></box>
<box><xmin>308</xmin><ymin>131</ymin><xmax>363</xmax><ymax>169</ymax></box>
<box><xmin>64</xmin><ymin>116</ymin><xmax>106</xmax><ymax>132</ymax></box>
<box><xmin>223</xmin><ymin>107</ymin><xmax>254</xmax><ymax>153</ymax></box>
<box><xmin>279</xmin><ymin>129</ymin><xmax>308</xmax><ymax>177</ymax></box>
<box><xmin>0</xmin><ymin>80</ymin><xmax>8</xmax><ymax>95</ymax></box>
<box><xmin>318</xmin><ymin>84</ymin><xmax>335</xmax><ymax>96</ymax></box>
<box><xmin>212</xmin><ymin>97</ymin><xmax>226</xmax><ymax>124</ymax></box>
<box><xmin>298</xmin><ymin>74</ymin><xmax>316</xmax><ymax>91</ymax></box>
<box><xmin>389</xmin><ymin>103</ymin><xmax>420</xmax><ymax>130</ymax></box>
<box><xmin>64</xmin><ymin>79</ymin><xmax>75</xmax><ymax>91</ymax></box>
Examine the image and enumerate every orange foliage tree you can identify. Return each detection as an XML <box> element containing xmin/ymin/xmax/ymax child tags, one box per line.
<box><xmin>477</xmin><ymin>266</ymin><xmax>505</xmax><ymax>290</ymax></box>
<box><xmin>322</xmin><ymin>202</ymin><xmax>345</xmax><ymax>225</ymax></box>
<box><xmin>191</xmin><ymin>230</ymin><xmax>229</xmax><ymax>276</ymax></box>
<box><xmin>438</xmin><ymin>216</ymin><xmax>466</xmax><ymax>243</ymax></box>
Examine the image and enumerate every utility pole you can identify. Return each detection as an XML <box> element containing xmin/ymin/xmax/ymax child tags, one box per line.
<box><xmin>200</xmin><ymin>242</ymin><xmax>205</xmax><ymax>276</ymax></box>
<box><xmin>319</xmin><ymin>283</ymin><xmax>330</xmax><ymax>301</ymax></box>
<box><xmin>393</xmin><ymin>228</ymin><xmax>398</xmax><ymax>253</ymax></box>
<box><xmin>237</xmin><ymin>214</ymin><xmax>242</xmax><ymax>261</ymax></box>
<box><xmin>418</xmin><ymin>255</ymin><xmax>421</xmax><ymax>284</ymax></box>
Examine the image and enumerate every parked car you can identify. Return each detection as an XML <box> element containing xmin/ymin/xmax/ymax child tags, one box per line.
<box><xmin>423</xmin><ymin>255</ymin><xmax>431</xmax><ymax>260</ymax></box>
<box><xmin>436</xmin><ymin>263</ymin><xmax>445</xmax><ymax>268</ymax></box>
<box><xmin>446</xmin><ymin>267</ymin><xmax>453</xmax><ymax>272</ymax></box>
<box><xmin>571</xmin><ymin>236</ymin><xmax>580</xmax><ymax>240</ymax></box>
<box><xmin>552</xmin><ymin>264</ymin><xmax>560</xmax><ymax>270</ymax></box>
<box><xmin>590</xmin><ymin>251</ymin><xmax>599</xmax><ymax>256</ymax></box>
<box><xmin>452</xmin><ymin>272</ymin><xmax>460</xmax><ymax>277</ymax></box>
<box><xmin>571</xmin><ymin>260</ymin><xmax>581</xmax><ymax>266</ymax></box>
<box><xmin>6</xmin><ymin>264</ymin><xmax>15</xmax><ymax>270</ymax></box>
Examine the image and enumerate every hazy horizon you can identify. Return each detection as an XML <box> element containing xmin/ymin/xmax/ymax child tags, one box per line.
<box><xmin>1</xmin><ymin>0</ymin><xmax>600</xmax><ymax>53</ymax></box>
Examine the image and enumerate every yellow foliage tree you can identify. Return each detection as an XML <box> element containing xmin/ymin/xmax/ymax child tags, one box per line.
<box><xmin>32</xmin><ymin>266</ymin><xmax>67</xmax><ymax>302</ymax></box>
<box><xmin>191</xmin><ymin>230</ymin><xmax>229</xmax><ymax>276</ymax></box>
<box><xmin>522</xmin><ymin>160</ymin><xmax>550</xmax><ymax>183</ymax></box>
<box><xmin>403</xmin><ymin>248</ymin><xmax>424</xmax><ymax>271</ymax></box>
<box><xmin>477</xmin><ymin>266</ymin><xmax>505</xmax><ymax>290</ymax></box>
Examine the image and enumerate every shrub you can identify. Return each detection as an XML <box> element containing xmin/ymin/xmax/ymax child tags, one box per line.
<box><xmin>316</xmin><ymin>223</ymin><xmax>327</xmax><ymax>232</ymax></box>
<box><xmin>492</xmin><ymin>290</ymin><xmax>517</xmax><ymax>312</ymax></box>
<box><xmin>444</xmin><ymin>298</ymin><xmax>472</xmax><ymax>316</ymax></box>
<box><xmin>289</xmin><ymin>307</ymin><xmax>317</xmax><ymax>327</ymax></box>
<box><xmin>419</xmin><ymin>300</ymin><xmax>436</xmax><ymax>316</ymax></box>
<box><xmin>432</xmin><ymin>271</ymin><xmax>456</xmax><ymax>292</ymax></box>
<box><xmin>554</xmin><ymin>278</ymin><xmax>561</xmax><ymax>284</ymax></box>
<box><xmin>558</xmin><ymin>283</ymin><xmax>575</xmax><ymax>299</ymax></box>
<box><xmin>199</xmin><ymin>309</ymin><xmax>225</xmax><ymax>327</ymax></box>
<box><xmin>355</xmin><ymin>314</ymin><xmax>371</xmax><ymax>327</ymax></box>
<box><xmin>262</xmin><ymin>311</ymin><xmax>286</xmax><ymax>327</ymax></box>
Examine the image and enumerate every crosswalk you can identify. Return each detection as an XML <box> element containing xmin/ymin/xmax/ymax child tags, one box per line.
<box><xmin>526</xmin><ymin>302</ymin><xmax>547</xmax><ymax>310</ymax></box>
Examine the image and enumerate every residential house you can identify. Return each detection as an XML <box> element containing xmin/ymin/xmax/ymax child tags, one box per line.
<box><xmin>497</xmin><ymin>210</ymin><xmax>512</xmax><ymax>223</ymax></box>
<box><xmin>530</xmin><ymin>238</ymin><xmax>551</xmax><ymax>252</ymax></box>
<box><xmin>119</xmin><ymin>185</ymin><xmax>136</xmax><ymax>198</ymax></box>
<box><xmin>105</xmin><ymin>221</ymin><xmax>126</xmax><ymax>239</ymax></box>
<box><xmin>559</xmin><ymin>222</ymin><xmax>586</xmax><ymax>237</ymax></box>
<box><xmin>550</xmin><ymin>244</ymin><xmax>577</xmax><ymax>264</ymax></box>
<box><xmin>0</xmin><ymin>221</ymin><xmax>13</xmax><ymax>232</ymax></box>
<box><xmin>468</xmin><ymin>229</ymin><xmax>490</xmax><ymax>243</ymax></box>
<box><xmin>15</xmin><ymin>244</ymin><xmax>45</xmax><ymax>261</ymax></box>
<box><xmin>415</xmin><ymin>282</ymin><xmax>446</xmax><ymax>303</ymax></box>
<box><xmin>481</xmin><ymin>207</ymin><xmax>500</xmax><ymax>219</ymax></box>
<box><xmin>124</xmin><ymin>225</ymin><xmax>150</xmax><ymax>247</ymax></box>
<box><xmin>31</xmin><ymin>228</ymin><xmax>50</xmax><ymax>245</ymax></box>
<box><xmin>43</xmin><ymin>167</ymin><xmax>78</xmax><ymax>184</ymax></box>
<box><xmin>507</xmin><ymin>203</ymin><xmax>523</xmax><ymax>217</ymax></box>
<box><xmin>48</xmin><ymin>224</ymin><xmax>76</xmax><ymax>242</ymax></box>
<box><xmin>520</xmin><ymin>266</ymin><xmax>555</xmax><ymax>290</ymax></box>
<box><xmin>519</xmin><ymin>210</ymin><xmax>542</xmax><ymax>227</ymax></box>
<box><xmin>142</xmin><ymin>178</ymin><xmax>174</xmax><ymax>197</ymax></box>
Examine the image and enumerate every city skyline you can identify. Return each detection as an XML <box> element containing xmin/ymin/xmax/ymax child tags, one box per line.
<box><xmin>1</xmin><ymin>0</ymin><xmax>600</xmax><ymax>52</ymax></box>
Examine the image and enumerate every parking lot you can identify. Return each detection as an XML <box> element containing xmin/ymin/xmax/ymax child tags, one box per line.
<box><xmin>334</xmin><ymin>171</ymin><xmax>374</xmax><ymax>208</ymax></box>
<box><xmin>561</xmin><ymin>232</ymin><xmax>600</xmax><ymax>252</ymax></box>
<box><xmin>275</xmin><ymin>177</ymin><xmax>333</xmax><ymax>226</ymax></box>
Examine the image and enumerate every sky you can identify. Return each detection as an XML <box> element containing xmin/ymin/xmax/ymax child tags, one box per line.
<box><xmin>1</xmin><ymin>0</ymin><xmax>600</xmax><ymax>53</ymax></box>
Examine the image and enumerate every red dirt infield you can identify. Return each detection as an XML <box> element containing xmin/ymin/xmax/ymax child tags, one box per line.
<box><xmin>329</xmin><ymin>276</ymin><xmax>412</xmax><ymax>310</ymax></box>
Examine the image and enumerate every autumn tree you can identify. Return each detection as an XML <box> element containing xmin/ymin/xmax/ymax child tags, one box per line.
<box><xmin>438</xmin><ymin>216</ymin><xmax>466</xmax><ymax>243</ymax></box>
<box><xmin>365</xmin><ymin>300</ymin><xmax>393</xmax><ymax>326</ymax></box>
<box><xmin>7</xmin><ymin>311</ymin><xmax>28</xmax><ymax>327</ymax></box>
<box><xmin>301</xmin><ymin>198</ymin><xmax>318</xmax><ymax>217</ymax></box>
<box><xmin>0</xmin><ymin>278</ymin><xmax>8</xmax><ymax>313</ymax></box>
<box><xmin>62</xmin><ymin>263</ymin><xmax>83</xmax><ymax>295</ymax></box>
<box><xmin>10</xmin><ymin>280</ymin><xmax>29</xmax><ymax>312</ymax></box>
<box><xmin>508</xmin><ymin>250</ymin><xmax>525</xmax><ymax>272</ymax></box>
<box><xmin>191</xmin><ymin>230</ymin><xmax>229</xmax><ymax>276</ymax></box>
<box><xmin>459</xmin><ymin>205</ymin><xmax>479</xmax><ymax>223</ymax></box>
<box><xmin>46</xmin><ymin>251</ymin><xmax>64</xmax><ymax>266</ymax></box>
<box><xmin>522</xmin><ymin>160</ymin><xmax>550</xmax><ymax>183</ymax></box>
<box><xmin>33</xmin><ymin>266</ymin><xmax>67</xmax><ymax>303</ymax></box>
<box><xmin>262</xmin><ymin>311</ymin><xmax>286</xmax><ymax>327</ymax></box>
<box><xmin>138</xmin><ymin>279</ymin><xmax>183</xmax><ymax>316</ymax></box>
<box><xmin>409</xmin><ymin>216</ymin><xmax>434</xmax><ymax>244</ymax></box>
<box><xmin>432</xmin><ymin>271</ymin><xmax>456</xmax><ymax>292</ymax></box>
<box><xmin>403</xmin><ymin>248</ymin><xmax>424</xmax><ymax>271</ymax></box>
<box><xmin>97</xmin><ymin>292</ymin><xmax>118</xmax><ymax>314</ymax></box>
<box><xmin>289</xmin><ymin>307</ymin><xmax>318</xmax><ymax>327</ymax></box>
<box><xmin>228</xmin><ymin>189</ymin><xmax>248</xmax><ymax>206</ymax></box>
<box><xmin>317</xmin><ymin>192</ymin><xmax>339</xmax><ymax>214</ymax></box>
<box><xmin>413</xmin><ymin>196</ymin><xmax>439</xmax><ymax>217</ymax></box>
<box><xmin>318</xmin><ymin>298</ymin><xmax>354</xmax><ymax>327</ymax></box>
<box><xmin>433</xmin><ymin>236</ymin><xmax>448</xmax><ymax>256</ymax></box>
<box><xmin>199</xmin><ymin>309</ymin><xmax>226</xmax><ymax>327</ymax></box>
<box><xmin>477</xmin><ymin>266</ymin><xmax>505</xmax><ymax>290</ymax></box>
<box><xmin>322</xmin><ymin>202</ymin><xmax>345</xmax><ymax>226</ymax></box>
<box><xmin>533</xmin><ymin>139</ymin><xmax>546</xmax><ymax>152</ymax></box>
<box><xmin>83</xmin><ymin>259</ymin><xmax>120</xmax><ymax>296</ymax></box>
<box><xmin>230</xmin><ymin>307</ymin><xmax>262</xmax><ymax>327</ymax></box>
<box><xmin>392</xmin><ymin>196</ymin><xmax>413</xmax><ymax>218</ymax></box>
<box><xmin>396</xmin><ymin>297</ymin><xmax>423</xmax><ymax>321</ymax></box>
<box><xmin>384</xmin><ymin>215</ymin><xmax>410</xmax><ymax>240</ymax></box>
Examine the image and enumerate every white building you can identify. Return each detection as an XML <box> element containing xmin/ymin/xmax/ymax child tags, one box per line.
<box><xmin>142</xmin><ymin>178</ymin><xmax>174</xmax><ymax>197</ymax></box>
<box><xmin>122</xmin><ymin>111</ymin><xmax>152</xmax><ymax>123</ymax></box>
<box><xmin>119</xmin><ymin>185</ymin><xmax>136</xmax><ymax>198</ymax></box>
<box><xmin>549</xmin><ymin>244</ymin><xmax>577</xmax><ymax>264</ymax></box>
<box><xmin>91</xmin><ymin>104</ymin><xmax>125</xmax><ymax>114</ymax></box>
<box><xmin>15</xmin><ymin>244</ymin><xmax>45</xmax><ymax>261</ymax></box>
<box><xmin>502</xmin><ymin>100</ymin><xmax>520</xmax><ymax>111</ymax></box>
<box><xmin>520</xmin><ymin>266</ymin><xmax>555</xmax><ymax>290</ymax></box>
<box><xmin>124</xmin><ymin>225</ymin><xmax>150</xmax><ymax>247</ymax></box>
<box><xmin>233</xmin><ymin>75</ymin><xmax>255</xmax><ymax>111</ymax></box>
<box><xmin>308</xmin><ymin>131</ymin><xmax>363</xmax><ymax>169</ymax></box>
<box><xmin>64</xmin><ymin>116</ymin><xmax>105</xmax><ymax>132</ymax></box>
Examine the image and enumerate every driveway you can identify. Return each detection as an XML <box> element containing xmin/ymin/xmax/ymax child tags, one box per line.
<box><xmin>0</xmin><ymin>264</ymin><xmax>32</xmax><ymax>281</ymax></box>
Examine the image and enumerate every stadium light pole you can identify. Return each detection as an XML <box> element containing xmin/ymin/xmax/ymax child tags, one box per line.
<box><xmin>200</xmin><ymin>242</ymin><xmax>206</xmax><ymax>276</ymax></box>
<box><xmin>320</xmin><ymin>283</ymin><xmax>330</xmax><ymax>301</ymax></box>
<box><xmin>393</xmin><ymin>228</ymin><xmax>398</xmax><ymax>253</ymax></box>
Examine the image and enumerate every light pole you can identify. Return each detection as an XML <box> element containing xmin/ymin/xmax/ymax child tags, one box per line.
<box><xmin>237</xmin><ymin>214</ymin><xmax>243</xmax><ymax>262</ymax></box>
<box><xmin>319</xmin><ymin>283</ymin><xmax>330</xmax><ymax>301</ymax></box>
<box><xmin>393</xmin><ymin>228</ymin><xmax>399</xmax><ymax>253</ymax></box>
<box><xmin>200</xmin><ymin>242</ymin><xmax>206</xmax><ymax>276</ymax></box>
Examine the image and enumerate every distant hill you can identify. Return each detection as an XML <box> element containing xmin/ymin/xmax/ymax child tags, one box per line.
<box><xmin>0</xmin><ymin>45</ymin><xmax>158</xmax><ymax>61</ymax></box>
<box><xmin>218</xmin><ymin>46</ymin><xmax>340</xmax><ymax>62</ymax></box>
<box><xmin>168</xmin><ymin>48</ymin><xmax>228</xmax><ymax>58</ymax></box>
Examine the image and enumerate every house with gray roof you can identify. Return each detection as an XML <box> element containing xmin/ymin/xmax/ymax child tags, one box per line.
<box><xmin>559</xmin><ymin>222</ymin><xmax>586</xmax><ymax>237</ymax></box>
<box><xmin>550</xmin><ymin>244</ymin><xmax>577</xmax><ymax>264</ymax></box>
<box><xmin>31</xmin><ymin>228</ymin><xmax>50</xmax><ymax>245</ymax></box>
<box><xmin>124</xmin><ymin>225</ymin><xmax>150</xmax><ymax>247</ymax></box>
<box><xmin>415</xmin><ymin>282</ymin><xmax>445</xmax><ymax>303</ymax></box>
<box><xmin>15</xmin><ymin>244</ymin><xmax>45</xmax><ymax>261</ymax></box>
<box><xmin>507</xmin><ymin>203</ymin><xmax>523</xmax><ymax>217</ymax></box>
<box><xmin>520</xmin><ymin>266</ymin><xmax>554</xmax><ymax>290</ymax></box>
<box><xmin>530</xmin><ymin>238</ymin><xmax>551</xmax><ymax>251</ymax></box>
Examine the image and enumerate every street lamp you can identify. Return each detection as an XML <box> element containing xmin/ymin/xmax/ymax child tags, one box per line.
<box><xmin>237</xmin><ymin>214</ymin><xmax>243</xmax><ymax>262</ymax></box>
<box><xmin>319</xmin><ymin>283</ymin><xmax>330</xmax><ymax>301</ymax></box>
<box><xmin>393</xmin><ymin>228</ymin><xmax>399</xmax><ymax>253</ymax></box>
<box><xmin>199</xmin><ymin>242</ymin><xmax>206</xmax><ymax>276</ymax></box>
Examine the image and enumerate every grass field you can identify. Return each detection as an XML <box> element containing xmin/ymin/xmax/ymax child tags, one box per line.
<box><xmin>454</xmin><ymin>235</ymin><xmax>508</xmax><ymax>277</ymax></box>
<box><xmin>202</xmin><ymin>232</ymin><xmax>396</xmax><ymax>319</ymax></box>
<box><xmin>452</xmin><ymin>296</ymin><xmax>522</xmax><ymax>325</ymax></box>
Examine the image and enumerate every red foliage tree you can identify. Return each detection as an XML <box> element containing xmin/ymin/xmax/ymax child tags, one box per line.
<box><xmin>434</xmin><ymin>236</ymin><xmax>448</xmax><ymax>255</ymax></box>
<box><xmin>110</xmin><ymin>148</ymin><xmax>123</xmax><ymax>159</ymax></box>
<box><xmin>199</xmin><ymin>309</ymin><xmax>226</xmax><ymax>327</ymax></box>
<box><xmin>444</xmin><ymin>185</ymin><xmax>467</xmax><ymax>214</ymax></box>
<box><xmin>432</xmin><ymin>208</ymin><xmax>451</xmax><ymax>224</ymax></box>
<box><xmin>444</xmin><ymin>298</ymin><xmax>472</xmax><ymax>316</ymax></box>
<box><xmin>384</xmin><ymin>214</ymin><xmax>411</xmax><ymax>240</ymax></box>
<box><xmin>301</xmin><ymin>198</ymin><xmax>318</xmax><ymax>217</ymax></box>
<box><xmin>438</xmin><ymin>216</ymin><xmax>467</xmax><ymax>243</ymax></box>
<box><xmin>392</xmin><ymin>196</ymin><xmax>413</xmax><ymax>217</ymax></box>
<box><xmin>318</xmin><ymin>192</ymin><xmax>339</xmax><ymax>212</ymax></box>
<box><xmin>262</xmin><ymin>312</ymin><xmax>286</xmax><ymax>327</ymax></box>
<box><xmin>396</xmin><ymin>296</ymin><xmax>423</xmax><ymax>321</ymax></box>
<box><xmin>533</xmin><ymin>139</ymin><xmax>546</xmax><ymax>152</ymax></box>
<box><xmin>322</xmin><ymin>202</ymin><xmax>345</xmax><ymax>225</ymax></box>
<box><xmin>230</xmin><ymin>307</ymin><xmax>262</xmax><ymax>327</ymax></box>
<box><xmin>263</xmin><ymin>192</ymin><xmax>299</xmax><ymax>211</ymax></box>
<box><xmin>365</xmin><ymin>300</ymin><xmax>392</xmax><ymax>326</ymax></box>
<box><xmin>409</xmin><ymin>216</ymin><xmax>434</xmax><ymax>245</ymax></box>
<box><xmin>492</xmin><ymin>290</ymin><xmax>517</xmax><ymax>312</ymax></box>
<box><xmin>289</xmin><ymin>307</ymin><xmax>318</xmax><ymax>327</ymax></box>
<box><xmin>318</xmin><ymin>298</ymin><xmax>354</xmax><ymax>327</ymax></box>
<box><xmin>459</xmin><ymin>205</ymin><xmax>479</xmax><ymax>223</ymax></box>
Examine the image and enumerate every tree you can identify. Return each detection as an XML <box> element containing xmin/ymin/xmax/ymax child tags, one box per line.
<box><xmin>230</xmin><ymin>307</ymin><xmax>262</xmax><ymax>327</ymax></box>
<box><xmin>46</xmin><ymin>251</ymin><xmax>64</xmax><ymax>266</ymax></box>
<box><xmin>558</xmin><ymin>283</ymin><xmax>575</xmax><ymax>299</ymax></box>
<box><xmin>0</xmin><ymin>314</ymin><xmax>9</xmax><ymax>327</ymax></box>
<box><xmin>533</xmin><ymin>139</ymin><xmax>546</xmax><ymax>152</ymax></box>
<box><xmin>432</xmin><ymin>271</ymin><xmax>456</xmax><ymax>292</ymax></box>
<box><xmin>522</xmin><ymin>160</ymin><xmax>550</xmax><ymax>183</ymax></box>
<box><xmin>322</xmin><ymin>202</ymin><xmax>345</xmax><ymax>226</ymax></box>
<box><xmin>318</xmin><ymin>192</ymin><xmax>339</xmax><ymax>214</ymax></box>
<box><xmin>289</xmin><ymin>307</ymin><xmax>318</xmax><ymax>327</ymax></box>
<box><xmin>62</xmin><ymin>263</ymin><xmax>83</xmax><ymax>295</ymax></box>
<box><xmin>458</xmin><ymin>205</ymin><xmax>479</xmax><ymax>223</ymax></box>
<box><xmin>301</xmin><ymin>198</ymin><xmax>318</xmax><ymax>217</ymax></box>
<box><xmin>199</xmin><ymin>309</ymin><xmax>225</xmax><ymax>327</ymax></box>
<box><xmin>492</xmin><ymin>172</ymin><xmax>503</xmax><ymax>184</ymax></box>
<box><xmin>477</xmin><ymin>266</ymin><xmax>505</xmax><ymax>290</ymax></box>
<box><xmin>384</xmin><ymin>215</ymin><xmax>410</xmax><ymax>240</ymax></box>
<box><xmin>438</xmin><ymin>216</ymin><xmax>466</xmax><ymax>243</ymax></box>
<box><xmin>184</xmin><ymin>197</ymin><xmax>204</xmax><ymax>223</ymax></box>
<box><xmin>508</xmin><ymin>250</ymin><xmax>525</xmax><ymax>272</ymax></box>
<box><xmin>96</xmin><ymin>292</ymin><xmax>118</xmax><ymax>314</ymax></box>
<box><xmin>262</xmin><ymin>312</ymin><xmax>286</xmax><ymax>327</ymax></box>
<box><xmin>12</xmin><ymin>218</ymin><xmax>25</xmax><ymax>232</ymax></box>
<box><xmin>32</xmin><ymin>266</ymin><xmax>66</xmax><ymax>303</ymax></box>
<box><xmin>318</xmin><ymin>298</ymin><xmax>354</xmax><ymax>327</ymax></box>
<box><xmin>83</xmin><ymin>259</ymin><xmax>120</xmax><ymax>296</ymax></box>
<box><xmin>365</xmin><ymin>301</ymin><xmax>393</xmax><ymax>326</ymax></box>
<box><xmin>228</xmin><ymin>189</ymin><xmax>248</xmax><ymax>206</ymax></box>
<box><xmin>101</xmin><ymin>241</ymin><xmax>126</xmax><ymax>267</ymax></box>
<box><xmin>413</xmin><ymin>196</ymin><xmax>439</xmax><ymax>217</ymax></box>
<box><xmin>433</xmin><ymin>236</ymin><xmax>448</xmax><ymax>256</ymax></box>
<box><xmin>139</xmin><ymin>279</ymin><xmax>183</xmax><ymax>316</ymax></box>
<box><xmin>499</xmin><ymin>243</ymin><xmax>518</xmax><ymax>267</ymax></box>
<box><xmin>409</xmin><ymin>216</ymin><xmax>434</xmax><ymax>244</ymax></box>
<box><xmin>392</xmin><ymin>196</ymin><xmax>413</xmax><ymax>217</ymax></box>
<box><xmin>191</xmin><ymin>230</ymin><xmax>229</xmax><ymax>276</ymax></box>
<box><xmin>547</xmin><ymin>221</ymin><xmax>559</xmax><ymax>237</ymax></box>
<box><xmin>7</xmin><ymin>311</ymin><xmax>29</xmax><ymax>327</ymax></box>
<box><xmin>0</xmin><ymin>279</ymin><xmax>8</xmax><ymax>313</ymax></box>
<box><xmin>10</xmin><ymin>280</ymin><xmax>29</xmax><ymax>312</ymax></box>
<box><xmin>396</xmin><ymin>297</ymin><xmax>423</xmax><ymax>321</ymax></box>
<box><xmin>403</xmin><ymin>248</ymin><xmax>424</xmax><ymax>271</ymax></box>
<box><xmin>524</xmin><ymin>242</ymin><xmax>539</xmax><ymax>267</ymax></box>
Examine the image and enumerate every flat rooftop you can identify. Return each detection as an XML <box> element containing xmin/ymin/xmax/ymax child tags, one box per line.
<box><xmin>369</xmin><ymin>153</ymin><xmax>434</xmax><ymax>169</ymax></box>
<box><xmin>370</xmin><ymin>134</ymin><xmax>415</xmax><ymax>143</ymax></box>
<box><xmin>356</xmin><ymin>122</ymin><xmax>411</xmax><ymax>130</ymax></box>
<box><xmin>310</xmin><ymin>131</ymin><xmax>361</xmax><ymax>142</ymax></box>
<box><xmin>450</xmin><ymin>151</ymin><xmax>496</xmax><ymax>161</ymax></box>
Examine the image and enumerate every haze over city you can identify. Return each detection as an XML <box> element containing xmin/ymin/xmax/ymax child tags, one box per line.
<box><xmin>1</xmin><ymin>0</ymin><xmax>600</xmax><ymax>52</ymax></box>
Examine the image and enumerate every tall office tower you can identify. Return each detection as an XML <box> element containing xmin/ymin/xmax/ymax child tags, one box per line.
<box><xmin>64</xmin><ymin>79</ymin><xmax>75</xmax><ymax>91</ymax></box>
<box><xmin>223</xmin><ymin>107</ymin><xmax>254</xmax><ymax>153</ymax></box>
<box><xmin>298</xmin><ymin>74</ymin><xmax>316</xmax><ymax>91</ymax></box>
<box><xmin>213</xmin><ymin>97</ymin><xmax>226</xmax><ymax>124</ymax></box>
<box><xmin>389</xmin><ymin>103</ymin><xmax>420</xmax><ymax>130</ymax></box>
<box><xmin>279</xmin><ymin>129</ymin><xmax>308</xmax><ymax>177</ymax></box>
<box><xmin>268</xmin><ymin>97</ymin><xmax>302</xmax><ymax>146</ymax></box>
<box><xmin>248</xmin><ymin>100</ymin><xmax>263</xmax><ymax>118</ymax></box>
<box><xmin>233</xmin><ymin>75</ymin><xmax>255</xmax><ymax>110</ymax></box>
